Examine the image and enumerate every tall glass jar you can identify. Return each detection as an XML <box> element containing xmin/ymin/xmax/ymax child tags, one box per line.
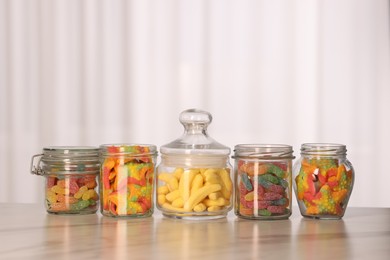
<box><xmin>30</xmin><ymin>146</ymin><xmax>100</xmax><ymax>214</ymax></box>
<box><xmin>293</xmin><ymin>143</ymin><xmax>355</xmax><ymax>219</ymax></box>
<box><xmin>156</xmin><ymin>109</ymin><xmax>233</xmax><ymax>219</ymax></box>
<box><xmin>233</xmin><ymin>144</ymin><xmax>294</xmax><ymax>220</ymax></box>
<box><xmin>99</xmin><ymin>144</ymin><xmax>157</xmax><ymax>218</ymax></box>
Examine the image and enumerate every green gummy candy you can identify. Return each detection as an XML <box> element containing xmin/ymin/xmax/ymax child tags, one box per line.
<box><xmin>267</xmin><ymin>164</ymin><xmax>285</xmax><ymax>178</ymax></box>
<box><xmin>259</xmin><ymin>173</ymin><xmax>279</xmax><ymax>185</ymax></box>
<box><xmin>279</xmin><ymin>179</ymin><xmax>289</xmax><ymax>189</ymax></box>
<box><xmin>258</xmin><ymin>209</ymin><xmax>272</xmax><ymax>216</ymax></box>
<box><xmin>88</xmin><ymin>199</ymin><xmax>96</xmax><ymax>206</ymax></box>
<box><xmin>71</xmin><ymin>200</ymin><xmax>90</xmax><ymax>210</ymax></box>
<box><xmin>258</xmin><ymin>177</ymin><xmax>273</xmax><ymax>189</ymax></box>
<box><xmin>272</xmin><ymin>198</ymin><xmax>287</xmax><ymax>206</ymax></box>
<box><xmin>241</xmin><ymin>173</ymin><xmax>253</xmax><ymax>191</ymax></box>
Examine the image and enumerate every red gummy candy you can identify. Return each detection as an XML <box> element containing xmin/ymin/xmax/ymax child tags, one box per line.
<box><xmin>260</xmin><ymin>192</ymin><xmax>283</xmax><ymax>201</ymax></box>
<box><xmin>267</xmin><ymin>205</ymin><xmax>285</xmax><ymax>214</ymax></box>
<box><xmin>257</xmin><ymin>200</ymin><xmax>272</xmax><ymax>209</ymax></box>
<box><xmin>239</xmin><ymin>182</ymin><xmax>249</xmax><ymax>196</ymax></box>
<box><xmin>47</xmin><ymin>177</ymin><xmax>56</xmax><ymax>189</ymax></box>
<box><xmin>267</xmin><ymin>184</ymin><xmax>285</xmax><ymax>194</ymax></box>
<box><xmin>69</xmin><ymin>179</ymin><xmax>79</xmax><ymax>195</ymax></box>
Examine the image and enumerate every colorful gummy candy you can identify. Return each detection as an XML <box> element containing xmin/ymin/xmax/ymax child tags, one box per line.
<box><xmin>295</xmin><ymin>158</ymin><xmax>353</xmax><ymax>217</ymax></box>
<box><xmin>157</xmin><ymin>168</ymin><xmax>232</xmax><ymax>214</ymax></box>
<box><xmin>45</xmin><ymin>174</ymin><xmax>98</xmax><ymax>214</ymax></box>
<box><xmin>237</xmin><ymin>161</ymin><xmax>291</xmax><ymax>218</ymax></box>
<box><xmin>101</xmin><ymin>145</ymin><xmax>155</xmax><ymax>217</ymax></box>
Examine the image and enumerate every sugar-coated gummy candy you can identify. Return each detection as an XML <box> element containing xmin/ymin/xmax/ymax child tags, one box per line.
<box><xmin>46</xmin><ymin>174</ymin><xmax>98</xmax><ymax>214</ymax></box>
<box><xmin>237</xmin><ymin>160</ymin><xmax>291</xmax><ymax>218</ymax></box>
<box><xmin>101</xmin><ymin>146</ymin><xmax>155</xmax><ymax>217</ymax></box>
<box><xmin>258</xmin><ymin>209</ymin><xmax>272</xmax><ymax>216</ymax></box>
<box><xmin>266</xmin><ymin>164</ymin><xmax>285</xmax><ymax>178</ymax></box>
<box><xmin>295</xmin><ymin>158</ymin><xmax>353</xmax><ymax>217</ymax></box>
<box><xmin>267</xmin><ymin>205</ymin><xmax>285</xmax><ymax>214</ymax></box>
<box><xmin>241</xmin><ymin>173</ymin><xmax>253</xmax><ymax>191</ymax></box>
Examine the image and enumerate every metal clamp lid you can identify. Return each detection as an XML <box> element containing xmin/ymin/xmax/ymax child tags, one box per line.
<box><xmin>30</xmin><ymin>154</ymin><xmax>44</xmax><ymax>176</ymax></box>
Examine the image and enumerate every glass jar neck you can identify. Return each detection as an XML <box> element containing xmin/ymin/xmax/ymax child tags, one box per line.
<box><xmin>160</xmin><ymin>154</ymin><xmax>230</xmax><ymax>168</ymax></box>
<box><xmin>301</xmin><ymin>143</ymin><xmax>347</xmax><ymax>157</ymax></box>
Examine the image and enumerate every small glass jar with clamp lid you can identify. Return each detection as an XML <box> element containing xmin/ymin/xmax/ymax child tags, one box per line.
<box><xmin>156</xmin><ymin>109</ymin><xmax>233</xmax><ymax>219</ymax></box>
<box><xmin>30</xmin><ymin>146</ymin><xmax>100</xmax><ymax>214</ymax></box>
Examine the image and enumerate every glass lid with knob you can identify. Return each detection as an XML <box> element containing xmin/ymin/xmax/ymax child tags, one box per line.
<box><xmin>160</xmin><ymin>109</ymin><xmax>230</xmax><ymax>156</ymax></box>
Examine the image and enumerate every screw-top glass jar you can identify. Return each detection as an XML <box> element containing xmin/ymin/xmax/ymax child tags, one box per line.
<box><xmin>156</xmin><ymin>109</ymin><xmax>233</xmax><ymax>219</ymax></box>
<box><xmin>233</xmin><ymin>144</ymin><xmax>294</xmax><ymax>220</ymax></box>
<box><xmin>30</xmin><ymin>146</ymin><xmax>100</xmax><ymax>214</ymax></box>
<box><xmin>293</xmin><ymin>143</ymin><xmax>355</xmax><ymax>219</ymax></box>
<box><xmin>99</xmin><ymin>144</ymin><xmax>157</xmax><ymax>218</ymax></box>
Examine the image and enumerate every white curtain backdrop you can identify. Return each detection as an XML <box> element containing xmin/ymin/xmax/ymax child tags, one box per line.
<box><xmin>0</xmin><ymin>0</ymin><xmax>389</xmax><ymax>207</ymax></box>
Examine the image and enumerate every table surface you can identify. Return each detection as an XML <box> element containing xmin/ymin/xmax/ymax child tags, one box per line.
<box><xmin>0</xmin><ymin>204</ymin><xmax>389</xmax><ymax>260</ymax></box>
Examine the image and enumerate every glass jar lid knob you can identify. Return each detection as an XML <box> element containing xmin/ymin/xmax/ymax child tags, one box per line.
<box><xmin>160</xmin><ymin>108</ymin><xmax>230</xmax><ymax>155</ymax></box>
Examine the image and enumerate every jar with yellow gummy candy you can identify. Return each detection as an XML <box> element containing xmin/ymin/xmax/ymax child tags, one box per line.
<box><xmin>99</xmin><ymin>144</ymin><xmax>157</xmax><ymax>218</ymax></box>
<box><xmin>157</xmin><ymin>109</ymin><xmax>233</xmax><ymax>219</ymax></box>
<box><xmin>30</xmin><ymin>146</ymin><xmax>100</xmax><ymax>214</ymax></box>
<box><xmin>293</xmin><ymin>143</ymin><xmax>355</xmax><ymax>219</ymax></box>
<box><xmin>233</xmin><ymin>144</ymin><xmax>294</xmax><ymax>220</ymax></box>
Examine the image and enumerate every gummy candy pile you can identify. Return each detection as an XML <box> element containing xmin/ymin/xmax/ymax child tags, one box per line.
<box><xmin>46</xmin><ymin>174</ymin><xmax>98</xmax><ymax>213</ymax></box>
<box><xmin>237</xmin><ymin>161</ymin><xmax>291</xmax><ymax>218</ymax></box>
<box><xmin>295</xmin><ymin>158</ymin><xmax>353</xmax><ymax>216</ymax></box>
<box><xmin>101</xmin><ymin>146</ymin><xmax>155</xmax><ymax>217</ymax></box>
<box><xmin>157</xmin><ymin>168</ymin><xmax>232</xmax><ymax>214</ymax></box>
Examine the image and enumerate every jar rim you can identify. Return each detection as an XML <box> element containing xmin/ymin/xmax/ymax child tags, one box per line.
<box><xmin>301</xmin><ymin>143</ymin><xmax>347</xmax><ymax>155</ymax></box>
<box><xmin>233</xmin><ymin>144</ymin><xmax>295</xmax><ymax>159</ymax></box>
<box><xmin>41</xmin><ymin>146</ymin><xmax>99</xmax><ymax>161</ymax></box>
<box><xmin>99</xmin><ymin>143</ymin><xmax>157</xmax><ymax>156</ymax></box>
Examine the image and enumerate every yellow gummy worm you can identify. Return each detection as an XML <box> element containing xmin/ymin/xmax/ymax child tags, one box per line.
<box><xmin>157</xmin><ymin>194</ymin><xmax>166</xmax><ymax>205</ymax></box>
<box><xmin>203</xmin><ymin>197</ymin><xmax>226</xmax><ymax>207</ymax></box>
<box><xmin>179</xmin><ymin>170</ymin><xmax>197</xmax><ymax>202</ymax></box>
<box><xmin>193</xmin><ymin>203</ymin><xmax>206</xmax><ymax>212</ymax></box>
<box><xmin>104</xmin><ymin>158</ymin><xmax>116</xmax><ymax>170</ymax></box>
<box><xmin>244</xmin><ymin>191</ymin><xmax>255</xmax><ymax>201</ymax></box>
<box><xmin>184</xmin><ymin>184</ymin><xmax>221</xmax><ymax>211</ymax></box>
<box><xmin>165</xmin><ymin>190</ymin><xmax>180</xmax><ymax>202</ymax></box>
<box><xmin>167</xmin><ymin>177</ymin><xmax>179</xmax><ymax>192</ymax></box>
<box><xmin>172</xmin><ymin>197</ymin><xmax>184</xmax><ymax>208</ymax></box>
<box><xmin>74</xmin><ymin>185</ymin><xmax>88</xmax><ymax>199</ymax></box>
<box><xmin>173</xmin><ymin>168</ymin><xmax>184</xmax><ymax>179</ymax></box>
<box><xmin>204</xmin><ymin>173</ymin><xmax>220</xmax><ymax>184</ymax></box>
<box><xmin>82</xmin><ymin>189</ymin><xmax>94</xmax><ymax>201</ymax></box>
<box><xmin>158</xmin><ymin>173</ymin><xmax>172</xmax><ymax>183</ymax></box>
<box><xmin>219</xmin><ymin>169</ymin><xmax>232</xmax><ymax>192</ymax></box>
<box><xmin>157</xmin><ymin>186</ymin><xmax>169</xmax><ymax>195</ymax></box>
<box><xmin>162</xmin><ymin>203</ymin><xmax>187</xmax><ymax>213</ymax></box>
<box><xmin>190</xmin><ymin>174</ymin><xmax>204</xmax><ymax>195</ymax></box>
<box><xmin>202</xmin><ymin>169</ymin><xmax>219</xmax><ymax>181</ymax></box>
<box><xmin>207</xmin><ymin>206</ymin><xmax>222</xmax><ymax>212</ymax></box>
<box><xmin>218</xmin><ymin>169</ymin><xmax>233</xmax><ymax>199</ymax></box>
<box><xmin>208</xmin><ymin>192</ymin><xmax>221</xmax><ymax>200</ymax></box>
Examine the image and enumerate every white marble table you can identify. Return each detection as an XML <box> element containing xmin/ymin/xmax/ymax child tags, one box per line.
<box><xmin>0</xmin><ymin>204</ymin><xmax>389</xmax><ymax>259</ymax></box>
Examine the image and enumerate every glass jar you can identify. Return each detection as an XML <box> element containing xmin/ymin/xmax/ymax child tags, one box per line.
<box><xmin>30</xmin><ymin>146</ymin><xmax>100</xmax><ymax>214</ymax></box>
<box><xmin>156</xmin><ymin>109</ymin><xmax>233</xmax><ymax>219</ymax></box>
<box><xmin>99</xmin><ymin>144</ymin><xmax>157</xmax><ymax>218</ymax></box>
<box><xmin>293</xmin><ymin>143</ymin><xmax>355</xmax><ymax>219</ymax></box>
<box><xmin>233</xmin><ymin>144</ymin><xmax>294</xmax><ymax>220</ymax></box>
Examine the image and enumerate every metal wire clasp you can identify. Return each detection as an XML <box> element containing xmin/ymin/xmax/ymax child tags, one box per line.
<box><xmin>30</xmin><ymin>154</ymin><xmax>44</xmax><ymax>176</ymax></box>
